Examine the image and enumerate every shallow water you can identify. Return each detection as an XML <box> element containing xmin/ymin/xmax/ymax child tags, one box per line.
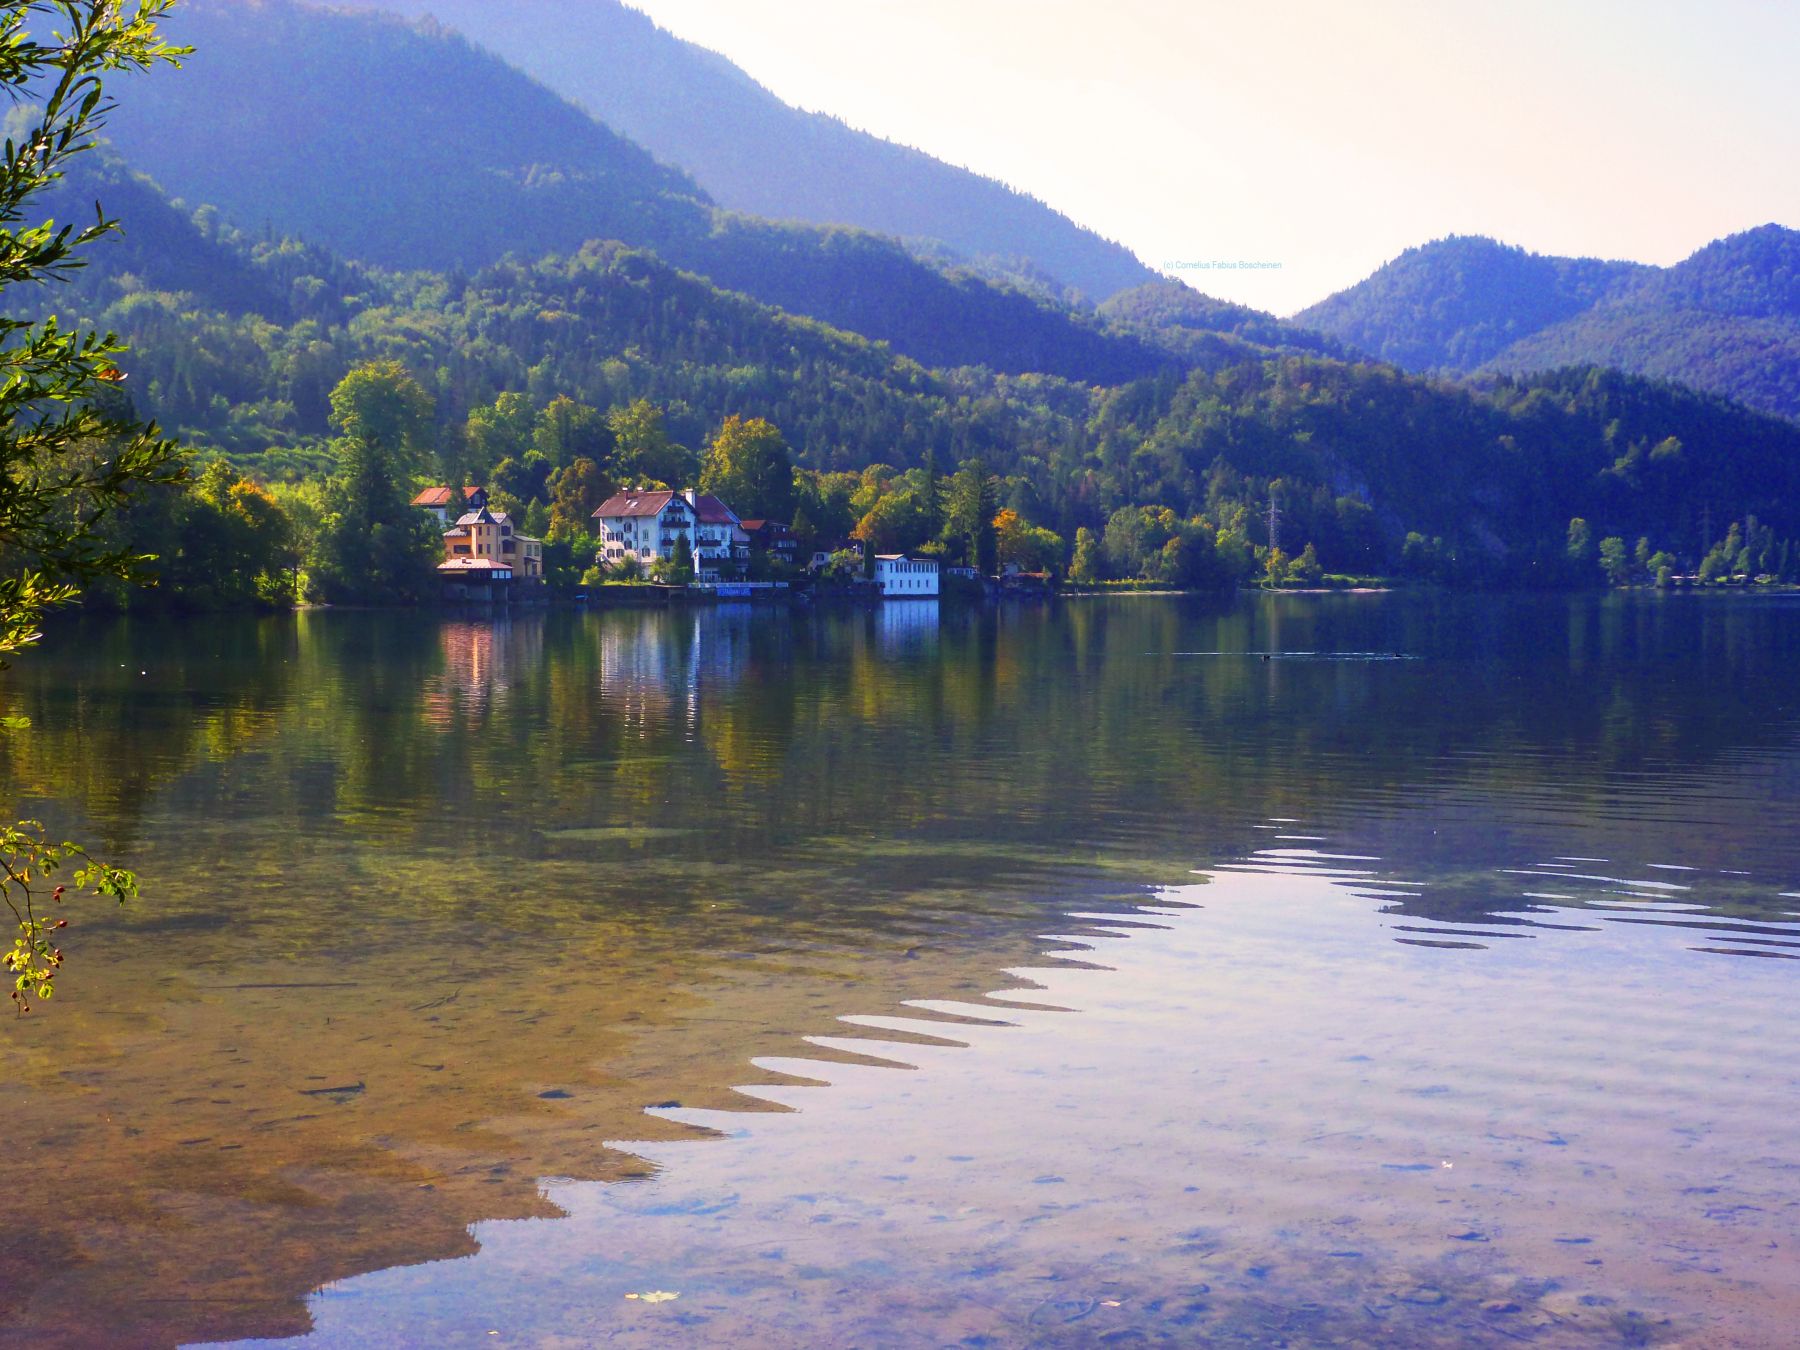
<box><xmin>2</xmin><ymin>593</ymin><xmax>1798</xmax><ymax>1347</ymax></box>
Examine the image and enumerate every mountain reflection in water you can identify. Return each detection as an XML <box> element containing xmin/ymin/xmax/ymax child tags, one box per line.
<box><xmin>1</xmin><ymin>594</ymin><xmax>1796</xmax><ymax>1348</ymax></box>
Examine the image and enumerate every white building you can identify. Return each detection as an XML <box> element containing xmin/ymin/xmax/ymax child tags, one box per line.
<box><xmin>874</xmin><ymin>554</ymin><xmax>940</xmax><ymax>597</ymax></box>
<box><xmin>685</xmin><ymin>491</ymin><xmax>750</xmax><ymax>582</ymax></box>
<box><xmin>593</xmin><ymin>490</ymin><xmax>698</xmax><ymax>571</ymax></box>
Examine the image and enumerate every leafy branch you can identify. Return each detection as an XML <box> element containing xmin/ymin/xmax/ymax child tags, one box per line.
<box><xmin>1</xmin><ymin>2</ymin><xmax>189</xmax><ymax>1008</ymax></box>
<box><xmin>2</xmin><ymin>819</ymin><xmax>134</xmax><ymax>1010</ymax></box>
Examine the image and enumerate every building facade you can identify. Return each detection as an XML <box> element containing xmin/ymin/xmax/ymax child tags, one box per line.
<box><xmin>686</xmin><ymin>491</ymin><xmax>750</xmax><ymax>582</ymax></box>
<box><xmin>593</xmin><ymin>490</ymin><xmax>699</xmax><ymax>571</ymax></box>
<box><xmin>874</xmin><ymin>554</ymin><xmax>940</xmax><ymax>597</ymax></box>
<box><xmin>740</xmin><ymin>519</ymin><xmax>799</xmax><ymax>567</ymax></box>
<box><xmin>440</xmin><ymin>502</ymin><xmax>543</xmax><ymax>581</ymax></box>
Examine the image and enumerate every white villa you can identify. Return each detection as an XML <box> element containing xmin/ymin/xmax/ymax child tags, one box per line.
<box><xmin>874</xmin><ymin>554</ymin><xmax>940</xmax><ymax>597</ymax></box>
<box><xmin>687</xmin><ymin>491</ymin><xmax>751</xmax><ymax>582</ymax></box>
<box><xmin>593</xmin><ymin>489</ymin><xmax>751</xmax><ymax>580</ymax></box>
<box><xmin>593</xmin><ymin>489</ymin><xmax>697</xmax><ymax>571</ymax></box>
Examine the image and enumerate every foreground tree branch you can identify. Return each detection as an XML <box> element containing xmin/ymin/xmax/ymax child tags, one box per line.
<box><xmin>1</xmin><ymin>1</ymin><xmax>187</xmax><ymax>1009</ymax></box>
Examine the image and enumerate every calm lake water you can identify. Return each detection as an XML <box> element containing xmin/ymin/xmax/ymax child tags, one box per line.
<box><xmin>3</xmin><ymin>593</ymin><xmax>1799</xmax><ymax>1348</ymax></box>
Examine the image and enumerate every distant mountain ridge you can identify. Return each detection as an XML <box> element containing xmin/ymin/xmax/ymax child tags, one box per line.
<box><xmin>318</xmin><ymin>0</ymin><xmax>1157</xmax><ymax>301</ymax></box>
<box><xmin>1485</xmin><ymin>225</ymin><xmax>1800</xmax><ymax>418</ymax></box>
<box><xmin>1294</xmin><ymin>236</ymin><xmax>1647</xmax><ymax>371</ymax></box>
<box><xmin>1297</xmin><ymin>229</ymin><xmax>1800</xmax><ymax>421</ymax></box>
<box><xmin>99</xmin><ymin>0</ymin><xmax>1176</xmax><ymax>386</ymax></box>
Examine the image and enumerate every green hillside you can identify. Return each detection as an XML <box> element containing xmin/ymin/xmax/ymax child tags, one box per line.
<box><xmin>101</xmin><ymin>0</ymin><xmax>1173</xmax><ymax>386</ymax></box>
<box><xmin>1297</xmin><ymin>227</ymin><xmax>1800</xmax><ymax>422</ymax></box>
<box><xmin>1486</xmin><ymin>226</ymin><xmax>1800</xmax><ymax>420</ymax></box>
<box><xmin>1294</xmin><ymin>235</ymin><xmax>1644</xmax><ymax>371</ymax></box>
<box><xmin>47</xmin><ymin>159</ymin><xmax>1800</xmax><ymax>588</ymax></box>
<box><xmin>320</xmin><ymin>0</ymin><xmax>1156</xmax><ymax>302</ymax></box>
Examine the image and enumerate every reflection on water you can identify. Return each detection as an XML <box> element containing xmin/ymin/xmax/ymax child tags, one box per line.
<box><xmin>2</xmin><ymin>594</ymin><xmax>1799</xmax><ymax>1347</ymax></box>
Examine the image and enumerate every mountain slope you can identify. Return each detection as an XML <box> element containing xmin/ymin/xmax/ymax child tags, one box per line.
<box><xmin>54</xmin><ymin>161</ymin><xmax>1800</xmax><ymax>581</ymax></box>
<box><xmin>321</xmin><ymin>0</ymin><xmax>1156</xmax><ymax>302</ymax></box>
<box><xmin>1099</xmin><ymin>280</ymin><xmax>1352</xmax><ymax>363</ymax></box>
<box><xmin>1294</xmin><ymin>235</ymin><xmax>1645</xmax><ymax>371</ymax></box>
<box><xmin>99</xmin><ymin>0</ymin><xmax>1177</xmax><ymax>386</ymax></box>
<box><xmin>1485</xmin><ymin>226</ymin><xmax>1800</xmax><ymax>420</ymax></box>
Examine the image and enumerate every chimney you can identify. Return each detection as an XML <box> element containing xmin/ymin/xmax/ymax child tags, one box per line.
<box><xmin>684</xmin><ymin>489</ymin><xmax>698</xmax><ymax>507</ymax></box>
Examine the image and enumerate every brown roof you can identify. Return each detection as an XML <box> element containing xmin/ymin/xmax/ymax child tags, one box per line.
<box><xmin>412</xmin><ymin>485</ymin><xmax>485</xmax><ymax>509</ymax></box>
<box><xmin>594</xmin><ymin>490</ymin><xmax>685</xmax><ymax>519</ymax></box>
<box><xmin>689</xmin><ymin>493</ymin><xmax>739</xmax><ymax>526</ymax></box>
<box><xmin>740</xmin><ymin>519</ymin><xmax>790</xmax><ymax>533</ymax></box>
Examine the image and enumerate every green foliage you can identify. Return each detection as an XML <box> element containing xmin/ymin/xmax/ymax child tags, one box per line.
<box><xmin>2</xmin><ymin>820</ymin><xmax>134</xmax><ymax>1011</ymax></box>
<box><xmin>994</xmin><ymin>508</ymin><xmax>1062</xmax><ymax>575</ymax></box>
<box><xmin>1300</xmin><ymin>227</ymin><xmax>1800</xmax><ymax>422</ymax></box>
<box><xmin>328</xmin><ymin>358</ymin><xmax>433</xmax><ymax>465</ymax></box>
<box><xmin>92</xmin><ymin>456</ymin><xmax>300</xmax><ymax>608</ymax></box>
<box><xmin>942</xmin><ymin>460</ymin><xmax>998</xmax><ymax>573</ymax></box>
<box><xmin>668</xmin><ymin>533</ymin><xmax>694</xmax><ymax>586</ymax></box>
<box><xmin>1295</xmin><ymin>234</ymin><xmax>1642</xmax><ymax>372</ymax></box>
<box><xmin>0</xmin><ymin>0</ymin><xmax>189</xmax><ymax>1008</ymax></box>
<box><xmin>463</xmin><ymin>391</ymin><xmax>535</xmax><ymax>481</ymax></box>
<box><xmin>608</xmin><ymin>398</ymin><xmax>689</xmax><ymax>488</ymax></box>
<box><xmin>1598</xmin><ymin>536</ymin><xmax>1631</xmax><ymax>587</ymax></box>
<box><xmin>698</xmin><ymin>415</ymin><xmax>793</xmax><ymax>521</ymax></box>
<box><xmin>309</xmin><ymin>363</ymin><xmax>440</xmax><ymax>602</ymax></box>
<box><xmin>546</xmin><ymin>456</ymin><xmax>614</xmax><ymax>539</ymax></box>
<box><xmin>0</xmin><ymin>4</ymin><xmax>188</xmax><ymax>659</ymax></box>
<box><xmin>534</xmin><ymin>394</ymin><xmax>610</xmax><ymax>468</ymax></box>
<box><xmin>1069</xmin><ymin>526</ymin><xmax>1099</xmax><ymax>584</ymax></box>
<box><xmin>1567</xmin><ymin>518</ymin><xmax>1594</xmax><ymax>565</ymax></box>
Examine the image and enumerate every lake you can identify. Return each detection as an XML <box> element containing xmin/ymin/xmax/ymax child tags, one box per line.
<box><xmin>3</xmin><ymin>593</ymin><xmax>1798</xmax><ymax>1348</ymax></box>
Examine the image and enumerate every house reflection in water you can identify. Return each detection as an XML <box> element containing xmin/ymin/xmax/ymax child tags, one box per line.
<box><xmin>422</xmin><ymin>619</ymin><xmax>543</xmax><ymax>728</ymax></box>
<box><xmin>873</xmin><ymin>597</ymin><xmax>941</xmax><ymax>656</ymax></box>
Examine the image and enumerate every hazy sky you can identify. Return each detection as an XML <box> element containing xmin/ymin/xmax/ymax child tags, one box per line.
<box><xmin>627</xmin><ymin>0</ymin><xmax>1800</xmax><ymax>314</ymax></box>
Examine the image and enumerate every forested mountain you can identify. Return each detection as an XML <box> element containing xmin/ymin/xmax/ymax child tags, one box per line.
<box><xmin>1294</xmin><ymin>236</ymin><xmax>1645</xmax><ymax>371</ymax></box>
<box><xmin>320</xmin><ymin>0</ymin><xmax>1156</xmax><ymax>302</ymax></box>
<box><xmin>47</xmin><ymin>152</ymin><xmax>1800</xmax><ymax>591</ymax></box>
<box><xmin>98</xmin><ymin>0</ymin><xmax>1172</xmax><ymax>386</ymax></box>
<box><xmin>39</xmin><ymin>152</ymin><xmax>1097</xmax><ymax>477</ymax></box>
<box><xmin>1099</xmin><ymin>280</ymin><xmax>1350</xmax><ymax>363</ymax></box>
<box><xmin>1297</xmin><ymin>229</ymin><xmax>1800</xmax><ymax>422</ymax></box>
<box><xmin>34</xmin><ymin>10</ymin><xmax>1800</xmax><ymax>599</ymax></box>
<box><xmin>1485</xmin><ymin>226</ymin><xmax>1800</xmax><ymax>420</ymax></box>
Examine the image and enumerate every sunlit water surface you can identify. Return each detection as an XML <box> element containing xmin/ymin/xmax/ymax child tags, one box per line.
<box><xmin>3</xmin><ymin>593</ymin><xmax>1798</xmax><ymax>1348</ymax></box>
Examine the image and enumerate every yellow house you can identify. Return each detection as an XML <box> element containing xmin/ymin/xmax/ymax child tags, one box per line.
<box><xmin>438</xmin><ymin>494</ymin><xmax>543</xmax><ymax>582</ymax></box>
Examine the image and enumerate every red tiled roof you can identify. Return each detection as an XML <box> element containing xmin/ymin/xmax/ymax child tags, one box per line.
<box><xmin>689</xmin><ymin>493</ymin><xmax>739</xmax><ymax>525</ymax></box>
<box><xmin>594</xmin><ymin>490</ymin><xmax>682</xmax><ymax>519</ymax></box>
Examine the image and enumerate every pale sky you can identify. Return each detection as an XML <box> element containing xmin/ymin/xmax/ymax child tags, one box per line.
<box><xmin>627</xmin><ymin>0</ymin><xmax>1800</xmax><ymax>314</ymax></box>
